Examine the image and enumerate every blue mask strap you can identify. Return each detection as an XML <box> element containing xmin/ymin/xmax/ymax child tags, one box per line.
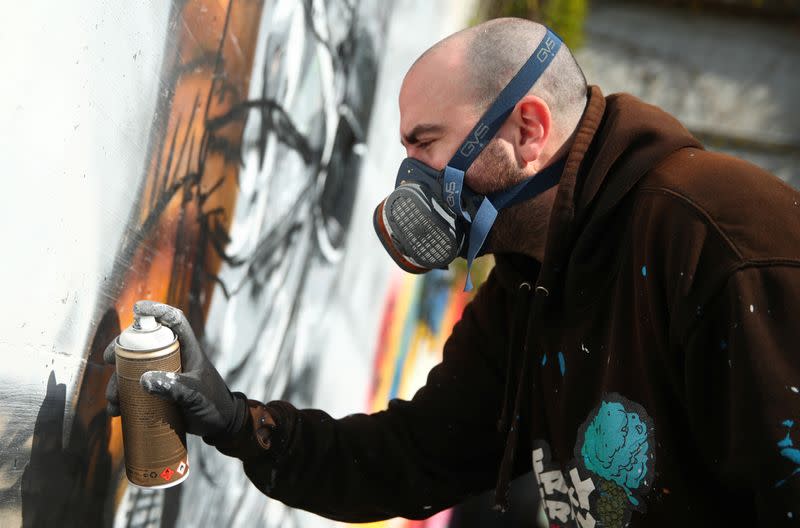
<box><xmin>443</xmin><ymin>165</ymin><xmax>471</xmax><ymax>222</ymax></box>
<box><xmin>448</xmin><ymin>29</ymin><xmax>561</xmax><ymax>174</ymax></box>
<box><xmin>461</xmin><ymin>157</ymin><xmax>566</xmax><ymax>291</ymax></box>
<box><xmin>443</xmin><ymin>30</ymin><xmax>562</xmax><ymax>226</ymax></box>
<box><xmin>445</xmin><ymin>29</ymin><xmax>562</xmax><ymax>291</ymax></box>
<box><xmin>463</xmin><ymin>199</ymin><xmax>498</xmax><ymax>291</ymax></box>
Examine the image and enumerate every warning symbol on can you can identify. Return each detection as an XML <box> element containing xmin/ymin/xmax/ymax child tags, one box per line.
<box><xmin>176</xmin><ymin>462</ymin><xmax>187</xmax><ymax>475</ymax></box>
<box><xmin>161</xmin><ymin>467</ymin><xmax>175</xmax><ymax>481</ymax></box>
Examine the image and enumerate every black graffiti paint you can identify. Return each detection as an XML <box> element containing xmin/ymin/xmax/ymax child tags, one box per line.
<box><xmin>103</xmin><ymin>0</ymin><xmax>386</xmax><ymax>526</ymax></box>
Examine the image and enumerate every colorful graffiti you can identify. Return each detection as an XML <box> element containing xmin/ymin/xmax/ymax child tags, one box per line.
<box><xmin>362</xmin><ymin>265</ymin><xmax>492</xmax><ymax>528</ymax></box>
<box><xmin>369</xmin><ymin>270</ymin><xmax>473</xmax><ymax>416</ymax></box>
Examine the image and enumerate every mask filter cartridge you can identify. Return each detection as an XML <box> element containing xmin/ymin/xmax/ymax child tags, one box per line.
<box><xmin>374</xmin><ymin>181</ymin><xmax>462</xmax><ymax>273</ymax></box>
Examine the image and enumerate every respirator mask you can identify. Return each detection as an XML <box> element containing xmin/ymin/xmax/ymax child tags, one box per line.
<box><xmin>374</xmin><ymin>29</ymin><xmax>565</xmax><ymax>291</ymax></box>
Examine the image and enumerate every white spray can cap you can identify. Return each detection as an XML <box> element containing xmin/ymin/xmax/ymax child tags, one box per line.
<box><xmin>118</xmin><ymin>314</ymin><xmax>176</xmax><ymax>351</ymax></box>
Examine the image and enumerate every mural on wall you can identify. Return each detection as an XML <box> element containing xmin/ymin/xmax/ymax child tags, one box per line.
<box><xmin>154</xmin><ymin>0</ymin><xmax>387</xmax><ymax>525</ymax></box>
<box><xmin>362</xmin><ymin>268</ymin><xmax>475</xmax><ymax>528</ymax></box>
<box><xmin>112</xmin><ymin>0</ymin><xmax>389</xmax><ymax>526</ymax></box>
<box><xmin>2</xmin><ymin>0</ymin><xmax>390</xmax><ymax>527</ymax></box>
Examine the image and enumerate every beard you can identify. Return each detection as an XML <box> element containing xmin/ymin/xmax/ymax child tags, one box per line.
<box><xmin>464</xmin><ymin>137</ymin><xmax>526</xmax><ymax>195</ymax></box>
<box><xmin>466</xmin><ymin>137</ymin><xmax>557</xmax><ymax>261</ymax></box>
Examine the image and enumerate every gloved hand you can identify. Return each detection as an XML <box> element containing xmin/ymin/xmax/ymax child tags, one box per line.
<box><xmin>104</xmin><ymin>300</ymin><xmax>248</xmax><ymax>442</ymax></box>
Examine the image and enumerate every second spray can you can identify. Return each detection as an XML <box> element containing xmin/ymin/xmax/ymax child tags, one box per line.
<box><xmin>115</xmin><ymin>313</ymin><xmax>189</xmax><ymax>488</ymax></box>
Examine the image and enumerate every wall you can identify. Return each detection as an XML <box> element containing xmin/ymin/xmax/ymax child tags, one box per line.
<box><xmin>1</xmin><ymin>3</ymin><xmax>176</xmax><ymax>526</ymax></box>
<box><xmin>576</xmin><ymin>0</ymin><xmax>800</xmax><ymax>186</ymax></box>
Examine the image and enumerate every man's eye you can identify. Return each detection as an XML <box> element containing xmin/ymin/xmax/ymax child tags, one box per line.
<box><xmin>417</xmin><ymin>141</ymin><xmax>432</xmax><ymax>149</ymax></box>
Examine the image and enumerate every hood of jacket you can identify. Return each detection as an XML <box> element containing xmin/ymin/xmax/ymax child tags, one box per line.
<box><xmin>488</xmin><ymin>85</ymin><xmax>702</xmax><ymax>296</ymax></box>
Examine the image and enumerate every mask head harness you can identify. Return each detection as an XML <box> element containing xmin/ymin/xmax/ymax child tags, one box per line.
<box><xmin>374</xmin><ymin>29</ymin><xmax>564</xmax><ymax>291</ymax></box>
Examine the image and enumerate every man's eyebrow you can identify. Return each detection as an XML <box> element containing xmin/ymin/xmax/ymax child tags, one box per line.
<box><xmin>401</xmin><ymin>123</ymin><xmax>445</xmax><ymax>146</ymax></box>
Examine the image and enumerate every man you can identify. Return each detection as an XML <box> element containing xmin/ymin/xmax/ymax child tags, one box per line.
<box><xmin>105</xmin><ymin>18</ymin><xmax>800</xmax><ymax>527</ymax></box>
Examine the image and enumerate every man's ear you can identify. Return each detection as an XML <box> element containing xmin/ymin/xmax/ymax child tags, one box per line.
<box><xmin>514</xmin><ymin>95</ymin><xmax>551</xmax><ymax>164</ymax></box>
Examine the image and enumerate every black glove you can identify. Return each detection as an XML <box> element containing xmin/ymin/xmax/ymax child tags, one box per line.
<box><xmin>104</xmin><ymin>300</ymin><xmax>248</xmax><ymax>442</ymax></box>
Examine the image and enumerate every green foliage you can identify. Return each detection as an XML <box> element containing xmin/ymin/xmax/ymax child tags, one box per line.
<box><xmin>646</xmin><ymin>0</ymin><xmax>799</xmax><ymax>18</ymax></box>
<box><xmin>472</xmin><ymin>0</ymin><xmax>587</xmax><ymax>49</ymax></box>
<box><xmin>449</xmin><ymin>254</ymin><xmax>495</xmax><ymax>293</ymax></box>
<box><xmin>543</xmin><ymin>0</ymin><xmax>587</xmax><ymax>48</ymax></box>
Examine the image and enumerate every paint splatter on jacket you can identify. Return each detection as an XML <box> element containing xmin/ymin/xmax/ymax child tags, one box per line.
<box><xmin>213</xmin><ymin>86</ymin><xmax>800</xmax><ymax>526</ymax></box>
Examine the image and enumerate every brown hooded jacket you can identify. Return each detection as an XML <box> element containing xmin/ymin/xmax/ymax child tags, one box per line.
<box><xmin>215</xmin><ymin>86</ymin><xmax>800</xmax><ymax>527</ymax></box>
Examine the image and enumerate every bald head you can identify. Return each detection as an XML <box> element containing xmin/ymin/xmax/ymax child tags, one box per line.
<box><xmin>408</xmin><ymin>18</ymin><xmax>588</xmax><ymax>142</ymax></box>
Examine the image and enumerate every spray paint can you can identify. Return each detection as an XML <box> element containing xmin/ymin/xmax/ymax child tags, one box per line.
<box><xmin>115</xmin><ymin>314</ymin><xmax>189</xmax><ymax>488</ymax></box>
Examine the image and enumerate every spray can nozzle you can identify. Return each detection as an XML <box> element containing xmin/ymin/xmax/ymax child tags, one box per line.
<box><xmin>133</xmin><ymin>315</ymin><xmax>158</xmax><ymax>331</ymax></box>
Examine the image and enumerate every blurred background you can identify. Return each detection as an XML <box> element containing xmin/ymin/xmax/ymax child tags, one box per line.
<box><xmin>0</xmin><ymin>1</ymin><xmax>797</xmax><ymax>527</ymax></box>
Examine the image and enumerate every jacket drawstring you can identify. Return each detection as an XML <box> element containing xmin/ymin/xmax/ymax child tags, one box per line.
<box><xmin>497</xmin><ymin>282</ymin><xmax>531</xmax><ymax>433</ymax></box>
<box><xmin>493</xmin><ymin>281</ymin><xmax>536</xmax><ymax>512</ymax></box>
